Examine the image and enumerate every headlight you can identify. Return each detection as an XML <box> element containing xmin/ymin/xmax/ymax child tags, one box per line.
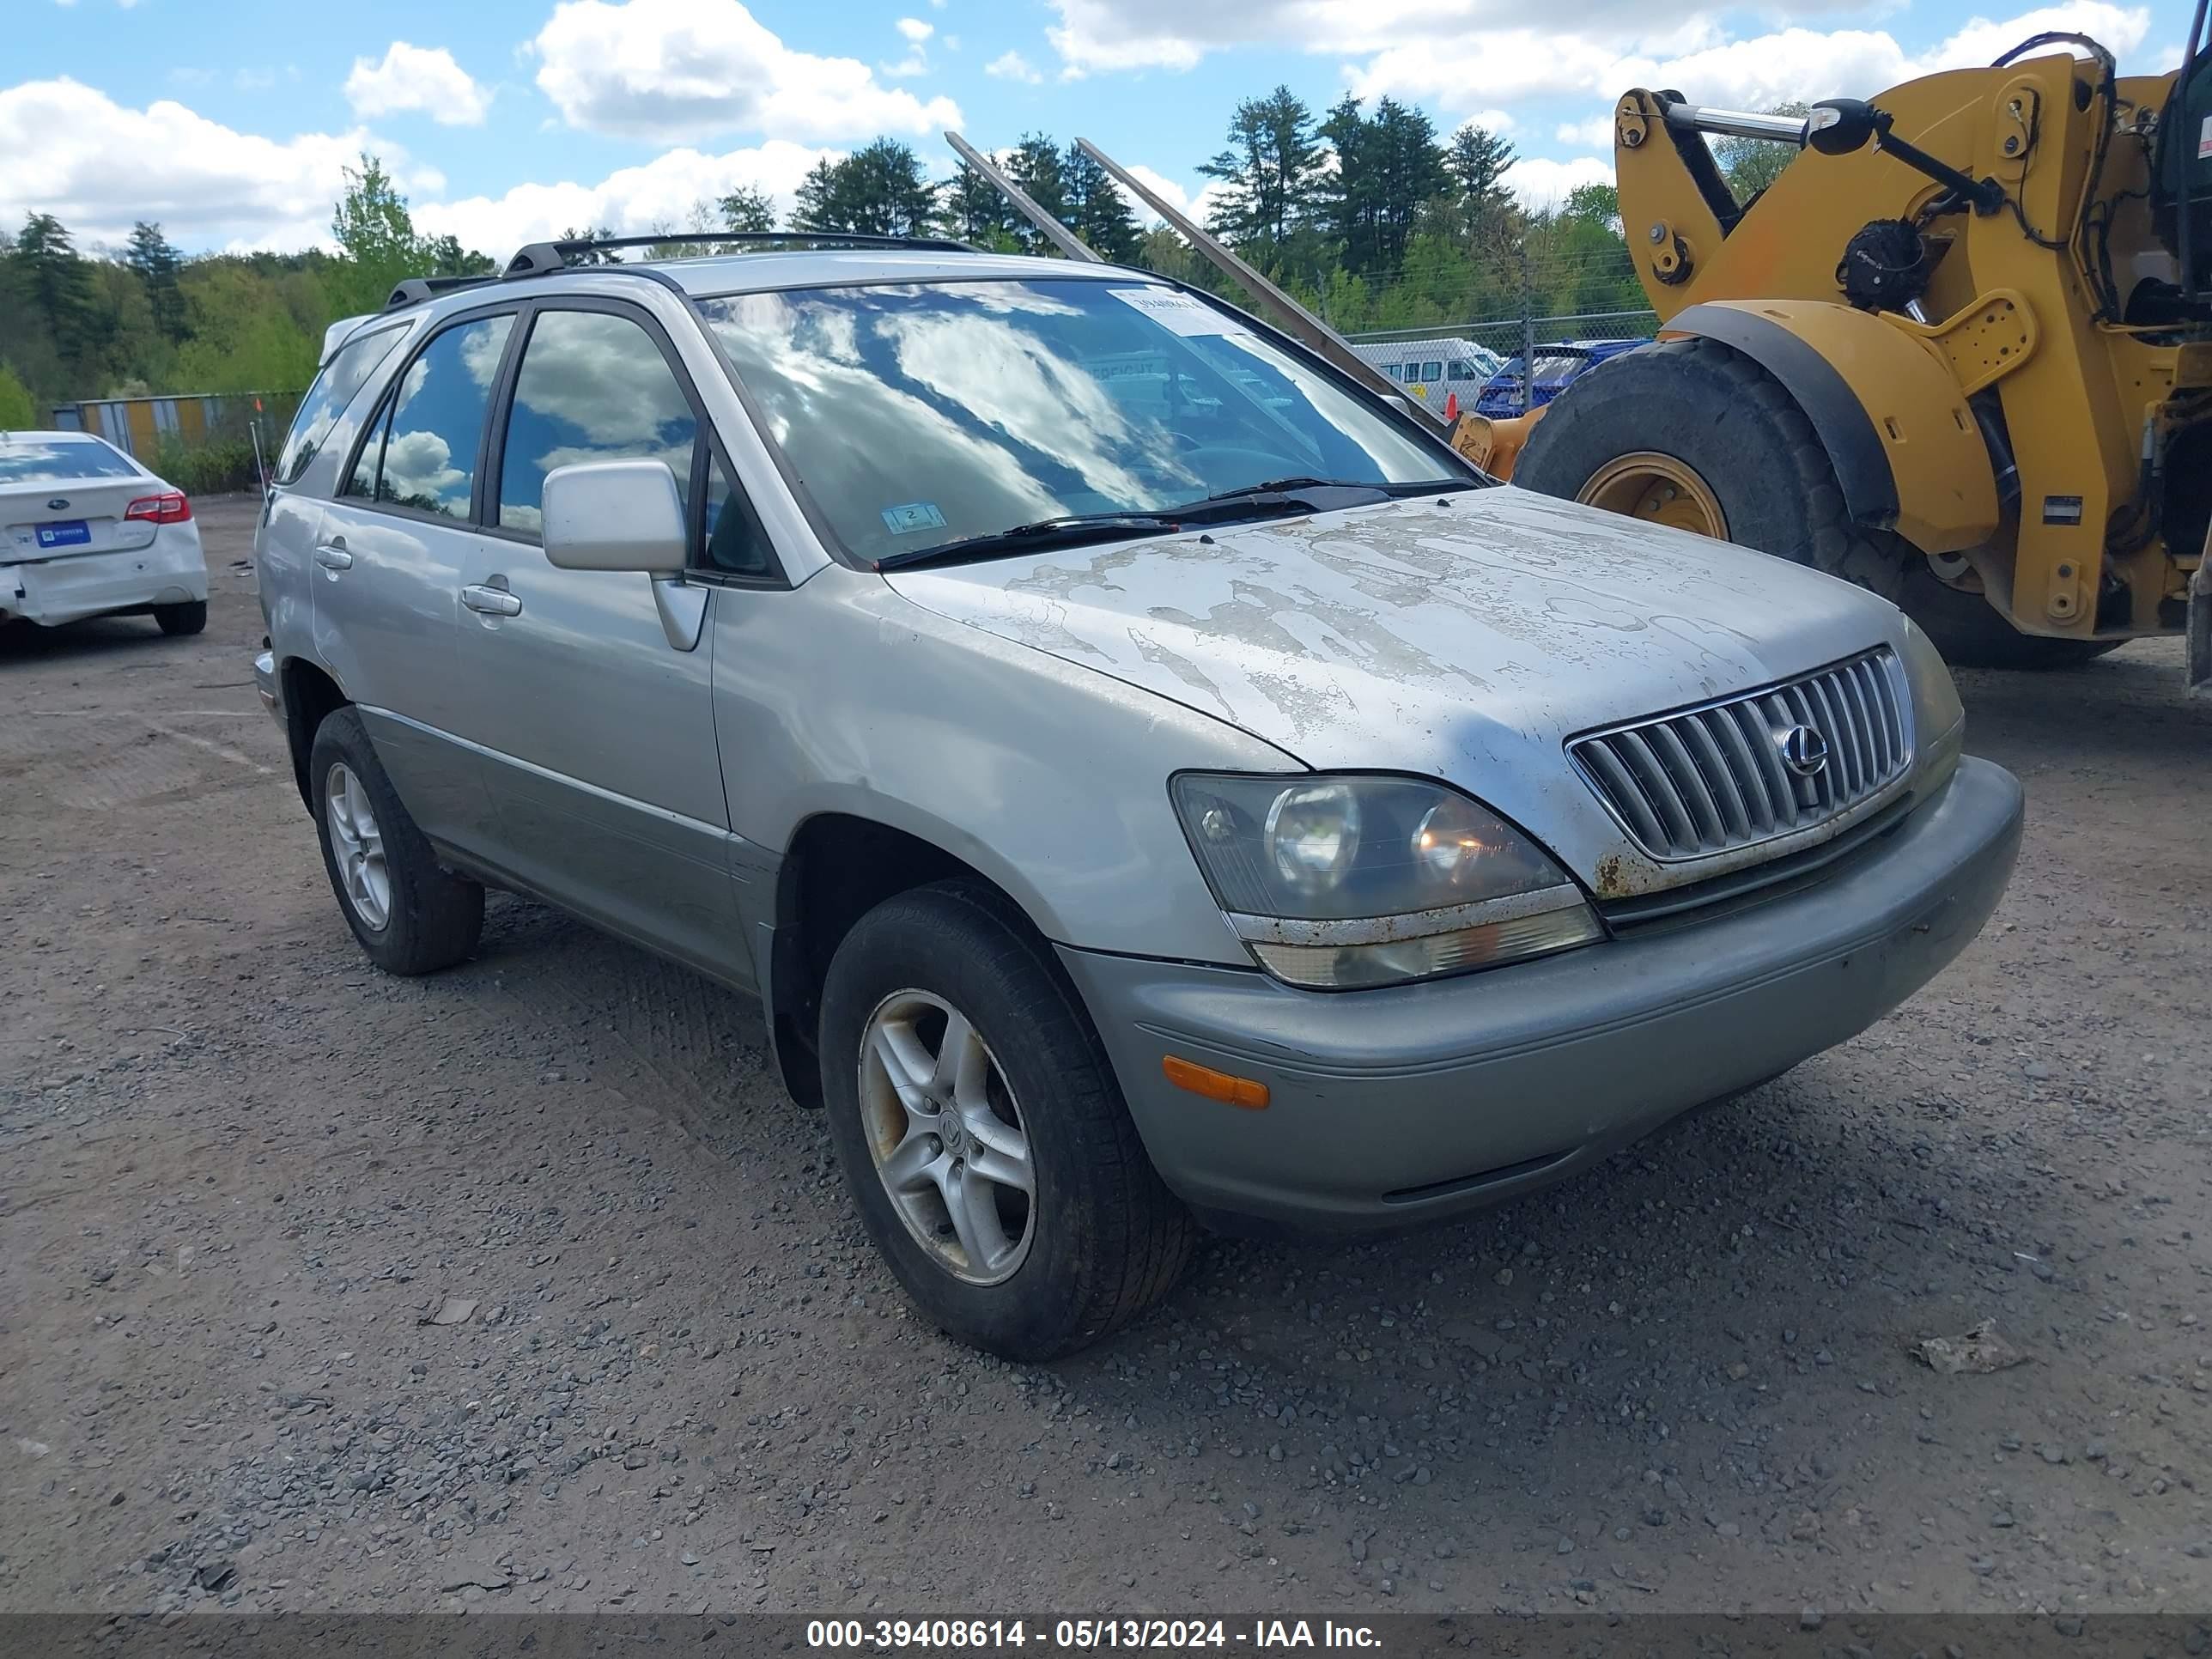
<box><xmin>1898</xmin><ymin>619</ymin><xmax>1964</xmax><ymax>789</ymax></box>
<box><xmin>1171</xmin><ymin>773</ymin><xmax>1602</xmax><ymax>989</ymax></box>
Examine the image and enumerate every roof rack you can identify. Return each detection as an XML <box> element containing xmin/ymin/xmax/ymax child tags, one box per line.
<box><xmin>501</xmin><ymin>230</ymin><xmax>981</xmax><ymax>278</ymax></box>
<box><xmin>385</xmin><ymin>273</ymin><xmax>501</xmax><ymax>310</ymax></box>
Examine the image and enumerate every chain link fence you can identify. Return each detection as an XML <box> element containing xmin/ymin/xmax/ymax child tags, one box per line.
<box><xmin>1346</xmin><ymin>307</ymin><xmax>1659</xmax><ymax>416</ymax></box>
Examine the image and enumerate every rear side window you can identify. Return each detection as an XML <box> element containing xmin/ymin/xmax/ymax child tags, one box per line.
<box><xmin>276</xmin><ymin>325</ymin><xmax>404</xmax><ymax>487</ymax></box>
<box><xmin>1421</xmin><ymin>361</ymin><xmax>1442</xmax><ymax>382</ymax></box>
<box><xmin>0</xmin><ymin>435</ymin><xmax>142</xmax><ymax>484</ymax></box>
<box><xmin>356</xmin><ymin>314</ymin><xmax>514</xmax><ymax>520</ymax></box>
<box><xmin>497</xmin><ymin>310</ymin><xmax>696</xmax><ymax>534</ymax></box>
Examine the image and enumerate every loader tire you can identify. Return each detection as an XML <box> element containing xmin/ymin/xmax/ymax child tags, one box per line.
<box><xmin>1514</xmin><ymin>337</ymin><xmax>1905</xmax><ymax>596</ymax></box>
<box><xmin>1516</xmin><ymin>338</ymin><xmax>2113</xmax><ymax>669</ymax></box>
<box><xmin>1892</xmin><ymin>567</ymin><xmax>2124</xmax><ymax>670</ymax></box>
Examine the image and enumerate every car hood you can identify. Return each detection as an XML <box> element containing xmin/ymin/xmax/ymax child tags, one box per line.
<box><xmin>882</xmin><ymin>487</ymin><xmax>1909</xmax><ymax>897</ymax></box>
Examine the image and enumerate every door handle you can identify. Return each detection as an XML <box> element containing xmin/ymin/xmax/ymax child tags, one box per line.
<box><xmin>460</xmin><ymin>582</ymin><xmax>522</xmax><ymax>617</ymax></box>
<box><xmin>313</xmin><ymin>543</ymin><xmax>353</xmax><ymax>571</ymax></box>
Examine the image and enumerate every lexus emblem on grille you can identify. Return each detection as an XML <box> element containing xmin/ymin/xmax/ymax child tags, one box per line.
<box><xmin>1778</xmin><ymin>724</ymin><xmax>1831</xmax><ymax>778</ymax></box>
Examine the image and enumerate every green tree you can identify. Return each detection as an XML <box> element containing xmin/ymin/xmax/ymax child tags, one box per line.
<box><xmin>421</xmin><ymin>234</ymin><xmax>494</xmax><ymax>276</ymax></box>
<box><xmin>714</xmin><ymin>185</ymin><xmax>777</xmax><ymax>232</ymax></box>
<box><xmin>125</xmin><ymin>222</ymin><xmax>187</xmax><ymax>341</ymax></box>
<box><xmin>1716</xmin><ymin>103</ymin><xmax>1810</xmax><ymax>202</ymax></box>
<box><xmin>1061</xmin><ymin>143</ymin><xmax>1141</xmax><ymax>262</ymax></box>
<box><xmin>1445</xmin><ymin>124</ymin><xmax>1517</xmax><ymax>214</ymax></box>
<box><xmin>170</xmin><ymin>264</ymin><xmax>320</xmax><ymax>392</ymax></box>
<box><xmin>791</xmin><ymin>139</ymin><xmax>939</xmax><ymax>237</ymax></box>
<box><xmin>557</xmin><ymin>225</ymin><xmax>624</xmax><ymax>264</ymax></box>
<box><xmin>942</xmin><ymin>161</ymin><xmax>1021</xmax><ymax>249</ymax></box>
<box><xmin>16</xmin><ymin>214</ymin><xmax>94</xmax><ymax>362</ymax></box>
<box><xmin>1317</xmin><ymin>96</ymin><xmax>1449</xmax><ymax>280</ymax></box>
<box><xmin>1198</xmin><ymin>86</ymin><xmax>1322</xmax><ymax>247</ymax></box>
<box><xmin>0</xmin><ymin>362</ymin><xmax>35</xmax><ymax>428</ymax></box>
<box><xmin>1006</xmin><ymin>134</ymin><xmax>1069</xmax><ymax>256</ymax></box>
<box><xmin>330</xmin><ymin>155</ymin><xmax>422</xmax><ymax>314</ymax></box>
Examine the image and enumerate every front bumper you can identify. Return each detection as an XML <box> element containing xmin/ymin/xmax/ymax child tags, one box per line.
<box><xmin>0</xmin><ymin>532</ymin><xmax>208</xmax><ymax>627</ymax></box>
<box><xmin>1058</xmin><ymin>756</ymin><xmax>2023</xmax><ymax>1233</ymax></box>
<box><xmin>253</xmin><ymin>647</ymin><xmax>283</xmax><ymax>726</ymax></box>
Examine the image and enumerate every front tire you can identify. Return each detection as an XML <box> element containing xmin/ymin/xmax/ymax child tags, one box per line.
<box><xmin>308</xmin><ymin>706</ymin><xmax>483</xmax><ymax>975</ymax></box>
<box><xmin>154</xmin><ymin>599</ymin><xmax>207</xmax><ymax>636</ymax></box>
<box><xmin>818</xmin><ymin>881</ymin><xmax>1196</xmax><ymax>1360</ymax></box>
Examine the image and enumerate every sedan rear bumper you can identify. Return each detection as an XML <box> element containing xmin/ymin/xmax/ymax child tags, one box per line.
<box><xmin>1059</xmin><ymin>756</ymin><xmax>2022</xmax><ymax>1233</ymax></box>
<box><xmin>0</xmin><ymin>529</ymin><xmax>207</xmax><ymax>628</ymax></box>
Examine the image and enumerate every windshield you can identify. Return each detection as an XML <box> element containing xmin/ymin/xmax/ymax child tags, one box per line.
<box><xmin>0</xmin><ymin>435</ymin><xmax>143</xmax><ymax>485</ymax></box>
<box><xmin>697</xmin><ymin>278</ymin><xmax>1463</xmax><ymax>564</ymax></box>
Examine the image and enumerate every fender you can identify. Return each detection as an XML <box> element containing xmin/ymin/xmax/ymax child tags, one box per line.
<box><xmin>1663</xmin><ymin>299</ymin><xmax>1999</xmax><ymax>556</ymax></box>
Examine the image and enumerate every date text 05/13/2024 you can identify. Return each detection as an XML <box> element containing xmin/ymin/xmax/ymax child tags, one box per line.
<box><xmin>805</xmin><ymin>1619</ymin><xmax>1384</xmax><ymax>1650</ymax></box>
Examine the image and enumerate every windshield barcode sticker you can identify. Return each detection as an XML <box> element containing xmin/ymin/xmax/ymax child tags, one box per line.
<box><xmin>1107</xmin><ymin>288</ymin><xmax>1246</xmax><ymax>337</ymax></box>
<box><xmin>881</xmin><ymin>502</ymin><xmax>947</xmax><ymax>535</ymax></box>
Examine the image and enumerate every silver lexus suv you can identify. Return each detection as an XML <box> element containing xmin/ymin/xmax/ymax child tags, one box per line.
<box><xmin>253</xmin><ymin>234</ymin><xmax>2023</xmax><ymax>1358</ymax></box>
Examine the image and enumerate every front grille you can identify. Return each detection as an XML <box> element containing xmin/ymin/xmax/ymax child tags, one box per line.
<box><xmin>1570</xmin><ymin>649</ymin><xmax>1911</xmax><ymax>861</ymax></box>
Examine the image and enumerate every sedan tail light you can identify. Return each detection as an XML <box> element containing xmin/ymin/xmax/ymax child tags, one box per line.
<box><xmin>125</xmin><ymin>492</ymin><xmax>192</xmax><ymax>524</ymax></box>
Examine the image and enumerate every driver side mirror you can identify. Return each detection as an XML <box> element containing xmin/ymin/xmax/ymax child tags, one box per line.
<box><xmin>542</xmin><ymin>459</ymin><xmax>687</xmax><ymax>576</ymax></box>
<box><xmin>1806</xmin><ymin>98</ymin><xmax>1883</xmax><ymax>157</ymax></box>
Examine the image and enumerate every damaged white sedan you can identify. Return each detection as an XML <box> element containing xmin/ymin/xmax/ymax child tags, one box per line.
<box><xmin>2</xmin><ymin>430</ymin><xmax>208</xmax><ymax>635</ymax></box>
<box><xmin>254</xmin><ymin>246</ymin><xmax>2021</xmax><ymax>1358</ymax></box>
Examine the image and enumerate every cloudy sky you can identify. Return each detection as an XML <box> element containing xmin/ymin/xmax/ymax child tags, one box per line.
<box><xmin>3</xmin><ymin>0</ymin><xmax>2181</xmax><ymax>256</ymax></box>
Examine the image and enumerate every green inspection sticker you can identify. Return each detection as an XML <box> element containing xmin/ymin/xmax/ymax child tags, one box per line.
<box><xmin>881</xmin><ymin>502</ymin><xmax>947</xmax><ymax>534</ymax></box>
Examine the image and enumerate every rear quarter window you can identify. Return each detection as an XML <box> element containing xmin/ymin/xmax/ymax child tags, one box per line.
<box><xmin>276</xmin><ymin>325</ymin><xmax>407</xmax><ymax>488</ymax></box>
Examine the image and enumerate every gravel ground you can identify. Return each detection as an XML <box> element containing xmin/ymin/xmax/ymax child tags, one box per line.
<box><xmin>3</xmin><ymin>495</ymin><xmax>2210</xmax><ymax>1621</ymax></box>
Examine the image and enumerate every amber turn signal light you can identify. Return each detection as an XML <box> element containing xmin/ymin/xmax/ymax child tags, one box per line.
<box><xmin>1162</xmin><ymin>1055</ymin><xmax>1270</xmax><ymax>1109</ymax></box>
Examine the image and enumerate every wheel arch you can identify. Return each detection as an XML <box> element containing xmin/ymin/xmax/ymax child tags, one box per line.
<box><xmin>1662</xmin><ymin>300</ymin><xmax>1998</xmax><ymax>556</ymax></box>
<box><xmin>763</xmin><ymin>810</ymin><xmax>1058</xmax><ymax>1111</ymax></box>
<box><xmin>280</xmin><ymin>656</ymin><xmax>350</xmax><ymax>813</ymax></box>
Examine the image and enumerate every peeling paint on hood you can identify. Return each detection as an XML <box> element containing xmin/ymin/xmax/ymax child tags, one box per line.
<box><xmin>882</xmin><ymin>486</ymin><xmax>1906</xmax><ymax>893</ymax></box>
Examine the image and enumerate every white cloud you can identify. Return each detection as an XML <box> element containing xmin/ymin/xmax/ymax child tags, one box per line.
<box><xmin>411</xmin><ymin>141</ymin><xmax>835</xmax><ymax>256</ymax></box>
<box><xmin>1343</xmin><ymin>4</ymin><xmax>2152</xmax><ymax>130</ymax></box>
<box><xmin>0</xmin><ymin>76</ymin><xmax>434</xmax><ymax>250</ymax></box>
<box><xmin>1454</xmin><ymin>107</ymin><xmax>1516</xmax><ymax>133</ymax></box>
<box><xmin>1502</xmin><ymin>154</ymin><xmax>1613</xmax><ymax>210</ymax></box>
<box><xmin>1556</xmin><ymin>114</ymin><xmax>1615</xmax><ymax>147</ymax></box>
<box><xmin>985</xmin><ymin>49</ymin><xmax>1044</xmax><ymax>82</ymax></box>
<box><xmin>1102</xmin><ymin>163</ymin><xmax>1231</xmax><ymax>228</ymax></box>
<box><xmin>344</xmin><ymin>42</ymin><xmax>491</xmax><ymax>126</ymax></box>
<box><xmin>530</xmin><ymin>0</ymin><xmax>962</xmax><ymax>143</ymax></box>
<box><xmin>1048</xmin><ymin>0</ymin><xmax>2156</xmax><ymax>124</ymax></box>
<box><xmin>896</xmin><ymin>17</ymin><xmax>933</xmax><ymax>42</ymax></box>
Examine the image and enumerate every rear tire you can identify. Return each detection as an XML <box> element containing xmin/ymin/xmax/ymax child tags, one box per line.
<box><xmin>154</xmin><ymin>599</ymin><xmax>207</xmax><ymax>636</ymax></box>
<box><xmin>308</xmin><ymin>706</ymin><xmax>483</xmax><ymax>975</ymax></box>
<box><xmin>817</xmin><ymin>880</ymin><xmax>1197</xmax><ymax>1360</ymax></box>
<box><xmin>1516</xmin><ymin>338</ymin><xmax>2114</xmax><ymax>670</ymax></box>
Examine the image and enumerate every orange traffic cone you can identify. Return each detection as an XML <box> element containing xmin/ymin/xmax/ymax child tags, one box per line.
<box><xmin>1443</xmin><ymin>392</ymin><xmax>1459</xmax><ymax>422</ymax></box>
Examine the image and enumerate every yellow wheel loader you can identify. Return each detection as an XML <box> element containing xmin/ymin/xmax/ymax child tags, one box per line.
<box><xmin>1506</xmin><ymin>25</ymin><xmax>2212</xmax><ymax>678</ymax></box>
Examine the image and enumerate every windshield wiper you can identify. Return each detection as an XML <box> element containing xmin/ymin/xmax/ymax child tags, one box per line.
<box><xmin>873</xmin><ymin>477</ymin><xmax>1474</xmax><ymax>574</ymax></box>
<box><xmin>1170</xmin><ymin>475</ymin><xmax>1468</xmax><ymax>511</ymax></box>
<box><xmin>874</xmin><ymin>512</ymin><xmax>1186</xmax><ymax>572</ymax></box>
